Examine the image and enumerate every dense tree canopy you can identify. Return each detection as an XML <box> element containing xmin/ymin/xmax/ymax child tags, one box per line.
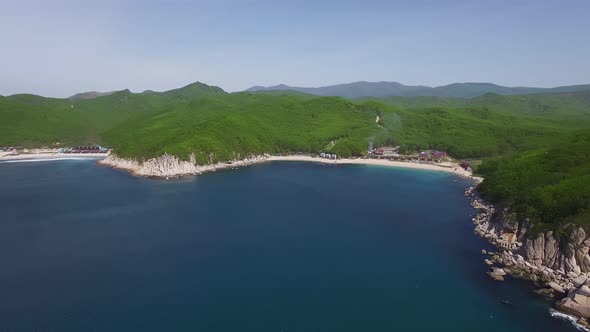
<box><xmin>477</xmin><ymin>132</ymin><xmax>590</xmax><ymax>230</ymax></box>
<box><xmin>2</xmin><ymin>82</ymin><xmax>590</xmax><ymax>230</ymax></box>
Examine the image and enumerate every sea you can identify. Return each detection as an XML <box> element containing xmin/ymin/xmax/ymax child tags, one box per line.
<box><xmin>0</xmin><ymin>159</ymin><xmax>580</xmax><ymax>331</ymax></box>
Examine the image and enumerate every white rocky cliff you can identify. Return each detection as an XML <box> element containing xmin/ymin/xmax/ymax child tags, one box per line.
<box><xmin>99</xmin><ymin>153</ymin><xmax>269</xmax><ymax>177</ymax></box>
<box><xmin>466</xmin><ymin>187</ymin><xmax>590</xmax><ymax>326</ymax></box>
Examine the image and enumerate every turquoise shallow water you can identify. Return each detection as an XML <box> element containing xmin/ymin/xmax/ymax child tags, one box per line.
<box><xmin>0</xmin><ymin>160</ymin><xmax>577</xmax><ymax>331</ymax></box>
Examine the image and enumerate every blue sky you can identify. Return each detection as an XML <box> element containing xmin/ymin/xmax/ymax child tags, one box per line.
<box><xmin>1</xmin><ymin>0</ymin><xmax>589</xmax><ymax>97</ymax></box>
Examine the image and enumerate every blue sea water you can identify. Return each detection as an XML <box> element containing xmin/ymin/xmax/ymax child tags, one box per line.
<box><xmin>0</xmin><ymin>160</ymin><xmax>578</xmax><ymax>331</ymax></box>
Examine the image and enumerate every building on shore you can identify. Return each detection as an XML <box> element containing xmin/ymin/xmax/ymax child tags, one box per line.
<box><xmin>65</xmin><ymin>146</ymin><xmax>109</xmax><ymax>154</ymax></box>
<box><xmin>371</xmin><ymin>146</ymin><xmax>400</xmax><ymax>157</ymax></box>
<box><xmin>368</xmin><ymin>147</ymin><xmax>449</xmax><ymax>165</ymax></box>
<box><xmin>459</xmin><ymin>160</ymin><xmax>472</xmax><ymax>172</ymax></box>
<box><xmin>319</xmin><ymin>152</ymin><xmax>337</xmax><ymax>159</ymax></box>
<box><xmin>0</xmin><ymin>147</ymin><xmax>18</xmax><ymax>156</ymax></box>
<box><xmin>419</xmin><ymin>150</ymin><xmax>448</xmax><ymax>161</ymax></box>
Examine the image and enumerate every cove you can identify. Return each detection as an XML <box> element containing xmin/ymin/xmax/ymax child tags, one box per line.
<box><xmin>0</xmin><ymin>160</ymin><xmax>577</xmax><ymax>331</ymax></box>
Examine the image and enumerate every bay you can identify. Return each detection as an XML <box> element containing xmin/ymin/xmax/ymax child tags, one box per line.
<box><xmin>0</xmin><ymin>160</ymin><xmax>577</xmax><ymax>331</ymax></box>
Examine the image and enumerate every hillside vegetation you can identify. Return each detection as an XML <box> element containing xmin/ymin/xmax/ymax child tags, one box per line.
<box><xmin>477</xmin><ymin>132</ymin><xmax>590</xmax><ymax>230</ymax></box>
<box><xmin>2</xmin><ymin>81</ymin><xmax>590</xmax><ymax>230</ymax></box>
<box><xmin>103</xmin><ymin>93</ymin><xmax>376</xmax><ymax>163</ymax></box>
<box><xmin>367</xmin><ymin>102</ymin><xmax>587</xmax><ymax>157</ymax></box>
<box><xmin>2</xmin><ymin>82</ymin><xmax>590</xmax><ymax>163</ymax></box>
<box><xmin>98</xmin><ymin>89</ymin><xmax>590</xmax><ymax>161</ymax></box>
<box><xmin>0</xmin><ymin>83</ymin><xmax>224</xmax><ymax>146</ymax></box>
<box><xmin>375</xmin><ymin>90</ymin><xmax>590</xmax><ymax>117</ymax></box>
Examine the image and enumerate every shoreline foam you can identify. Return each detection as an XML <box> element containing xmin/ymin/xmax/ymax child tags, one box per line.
<box><xmin>550</xmin><ymin>309</ymin><xmax>590</xmax><ymax>332</ymax></box>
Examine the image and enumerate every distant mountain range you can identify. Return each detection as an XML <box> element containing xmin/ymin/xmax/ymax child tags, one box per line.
<box><xmin>69</xmin><ymin>91</ymin><xmax>116</xmax><ymax>100</ymax></box>
<box><xmin>246</xmin><ymin>81</ymin><xmax>590</xmax><ymax>99</ymax></box>
<box><xmin>60</xmin><ymin>81</ymin><xmax>590</xmax><ymax>101</ymax></box>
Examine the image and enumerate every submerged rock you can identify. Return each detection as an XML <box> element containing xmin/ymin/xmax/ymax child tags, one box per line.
<box><xmin>534</xmin><ymin>288</ymin><xmax>556</xmax><ymax>298</ymax></box>
<box><xmin>488</xmin><ymin>267</ymin><xmax>507</xmax><ymax>281</ymax></box>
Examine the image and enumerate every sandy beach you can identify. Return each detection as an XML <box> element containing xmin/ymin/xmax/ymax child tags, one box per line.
<box><xmin>0</xmin><ymin>152</ymin><xmax>108</xmax><ymax>162</ymax></box>
<box><xmin>1</xmin><ymin>152</ymin><xmax>482</xmax><ymax>182</ymax></box>
<box><xmin>266</xmin><ymin>155</ymin><xmax>483</xmax><ymax>182</ymax></box>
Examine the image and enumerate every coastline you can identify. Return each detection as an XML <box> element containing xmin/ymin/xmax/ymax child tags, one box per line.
<box><xmin>1</xmin><ymin>155</ymin><xmax>573</xmax><ymax>332</ymax></box>
<box><xmin>465</xmin><ymin>187</ymin><xmax>590</xmax><ymax>330</ymax></box>
<box><xmin>0</xmin><ymin>152</ymin><xmax>108</xmax><ymax>163</ymax></box>
<box><xmin>96</xmin><ymin>152</ymin><xmax>483</xmax><ymax>181</ymax></box>
<box><xmin>4</xmin><ymin>150</ymin><xmax>585</xmax><ymax>328</ymax></box>
<box><xmin>266</xmin><ymin>155</ymin><xmax>483</xmax><ymax>182</ymax></box>
<box><xmin>0</xmin><ymin>152</ymin><xmax>481</xmax><ymax>181</ymax></box>
<box><xmin>97</xmin><ymin>153</ymin><xmax>269</xmax><ymax>178</ymax></box>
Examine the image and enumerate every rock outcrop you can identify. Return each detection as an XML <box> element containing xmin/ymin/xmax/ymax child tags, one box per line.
<box><xmin>99</xmin><ymin>153</ymin><xmax>269</xmax><ymax>178</ymax></box>
<box><xmin>522</xmin><ymin>228</ymin><xmax>590</xmax><ymax>276</ymax></box>
<box><xmin>466</xmin><ymin>187</ymin><xmax>590</xmax><ymax>322</ymax></box>
<box><xmin>559</xmin><ymin>285</ymin><xmax>590</xmax><ymax>319</ymax></box>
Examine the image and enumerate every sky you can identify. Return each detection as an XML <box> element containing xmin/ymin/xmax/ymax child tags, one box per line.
<box><xmin>1</xmin><ymin>0</ymin><xmax>589</xmax><ymax>97</ymax></box>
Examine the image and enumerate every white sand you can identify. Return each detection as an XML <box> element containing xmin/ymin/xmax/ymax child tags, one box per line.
<box><xmin>266</xmin><ymin>155</ymin><xmax>483</xmax><ymax>182</ymax></box>
<box><xmin>0</xmin><ymin>152</ymin><xmax>483</xmax><ymax>183</ymax></box>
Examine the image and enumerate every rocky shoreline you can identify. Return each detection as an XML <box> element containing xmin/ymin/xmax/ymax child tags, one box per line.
<box><xmin>99</xmin><ymin>152</ymin><xmax>590</xmax><ymax>327</ymax></box>
<box><xmin>466</xmin><ymin>187</ymin><xmax>590</xmax><ymax>330</ymax></box>
<box><xmin>98</xmin><ymin>152</ymin><xmax>481</xmax><ymax>180</ymax></box>
<box><xmin>98</xmin><ymin>153</ymin><xmax>270</xmax><ymax>178</ymax></box>
<box><xmin>96</xmin><ymin>151</ymin><xmax>590</xmax><ymax>328</ymax></box>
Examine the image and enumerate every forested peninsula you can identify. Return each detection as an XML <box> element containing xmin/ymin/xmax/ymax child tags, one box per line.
<box><xmin>2</xmin><ymin>82</ymin><xmax>590</xmax><ymax>321</ymax></box>
<box><xmin>2</xmin><ymin>82</ymin><xmax>589</xmax><ymax>230</ymax></box>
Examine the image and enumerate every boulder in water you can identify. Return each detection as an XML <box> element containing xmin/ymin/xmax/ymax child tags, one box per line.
<box><xmin>557</xmin><ymin>285</ymin><xmax>590</xmax><ymax>319</ymax></box>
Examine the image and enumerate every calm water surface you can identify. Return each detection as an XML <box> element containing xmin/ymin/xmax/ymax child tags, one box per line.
<box><xmin>0</xmin><ymin>160</ymin><xmax>577</xmax><ymax>331</ymax></box>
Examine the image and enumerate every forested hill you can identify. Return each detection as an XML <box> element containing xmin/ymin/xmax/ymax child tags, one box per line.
<box><xmin>0</xmin><ymin>82</ymin><xmax>227</xmax><ymax>146</ymax></box>
<box><xmin>2</xmin><ymin>82</ymin><xmax>590</xmax><ymax>164</ymax></box>
<box><xmin>373</xmin><ymin>90</ymin><xmax>590</xmax><ymax>117</ymax></box>
<box><xmin>477</xmin><ymin>132</ymin><xmax>590</xmax><ymax>230</ymax></box>
<box><xmin>2</xmin><ymin>81</ymin><xmax>590</xmax><ymax>230</ymax></box>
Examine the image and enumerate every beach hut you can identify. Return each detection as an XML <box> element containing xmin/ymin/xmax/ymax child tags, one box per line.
<box><xmin>432</xmin><ymin>151</ymin><xmax>447</xmax><ymax>159</ymax></box>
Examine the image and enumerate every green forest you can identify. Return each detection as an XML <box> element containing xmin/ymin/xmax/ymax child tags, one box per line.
<box><xmin>1</xmin><ymin>82</ymin><xmax>590</xmax><ymax>230</ymax></box>
<box><xmin>477</xmin><ymin>132</ymin><xmax>590</xmax><ymax>232</ymax></box>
